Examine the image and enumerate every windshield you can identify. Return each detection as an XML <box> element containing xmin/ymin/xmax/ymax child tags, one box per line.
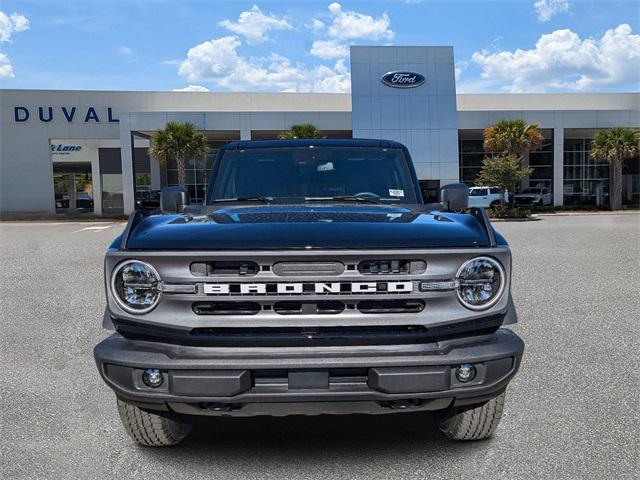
<box><xmin>208</xmin><ymin>146</ymin><xmax>418</xmax><ymax>204</ymax></box>
<box><xmin>520</xmin><ymin>188</ymin><xmax>539</xmax><ymax>194</ymax></box>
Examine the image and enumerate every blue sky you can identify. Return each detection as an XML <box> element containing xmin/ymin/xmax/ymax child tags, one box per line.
<box><xmin>0</xmin><ymin>0</ymin><xmax>638</xmax><ymax>93</ymax></box>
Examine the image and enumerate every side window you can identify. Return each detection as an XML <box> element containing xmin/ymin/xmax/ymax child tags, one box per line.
<box><xmin>542</xmin><ymin>188</ymin><xmax>549</xmax><ymax>194</ymax></box>
<box><xmin>489</xmin><ymin>188</ymin><xmax>499</xmax><ymax>195</ymax></box>
<box><xmin>419</xmin><ymin>180</ymin><xmax>440</xmax><ymax>203</ymax></box>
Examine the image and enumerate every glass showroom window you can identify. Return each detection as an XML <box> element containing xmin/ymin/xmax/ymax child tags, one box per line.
<box><xmin>459</xmin><ymin>135</ymin><xmax>492</xmax><ymax>185</ymax></box>
<box><xmin>563</xmin><ymin>138</ymin><xmax>610</xmax><ymax>206</ymax></box>
<box><xmin>460</xmin><ymin>130</ymin><xmax>554</xmax><ymax>192</ymax></box>
<box><xmin>164</xmin><ymin>143</ymin><xmax>223</xmax><ymax>203</ymax></box>
<box><xmin>528</xmin><ymin>131</ymin><xmax>553</xmax><ymax>191</ymax></box>
<box><xmin>165</xmin><ymin>156</ymin><xmax>209</xmax><ymax>203</ymax></box>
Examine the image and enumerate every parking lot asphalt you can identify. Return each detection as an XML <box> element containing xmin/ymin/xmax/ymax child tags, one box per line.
<box><xmin>1</xmin><ymin>215</ymin><xmax>638</xmax><ymax>480</ymax></box>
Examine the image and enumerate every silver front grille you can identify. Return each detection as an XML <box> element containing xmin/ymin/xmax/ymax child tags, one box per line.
<box><xmin>105</xmin><ymin>247</ymin><xmax>512</xmax><ymax>329</ymax></box>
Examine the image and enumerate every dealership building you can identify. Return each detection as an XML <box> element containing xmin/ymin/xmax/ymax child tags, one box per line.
<box><xmin>1</xmin><ymin>45</ymin><xmax>638</xmax><ymax>216</ymax></box>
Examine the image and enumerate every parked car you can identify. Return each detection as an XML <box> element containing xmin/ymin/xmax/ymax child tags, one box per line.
<box><xmin>75</xmin><ymin>192</ymin><xmax>94</xmax><ymax>210</ymax></box>
<box><xmin>514</xmin><ymin>186</ymin><xmax>552</xmax><ymax>206</ymax></box>
<box><xmin>55</xmin><ymin>193</ymin><xmax>93</xmax><ymax>210</ymax></box>
<box><xmin>95</xmin><ymin>139</ymin><xmax>524</xmax><ymax>446</ymax></box>
<box><xmin>468</xmin><ymin>186</ymin><xmax>507</xmax><ymax>208</ymax></box>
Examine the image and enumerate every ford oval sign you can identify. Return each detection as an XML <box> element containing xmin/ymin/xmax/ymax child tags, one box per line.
<box><xmin>381</xmin><ymin>71</ymin><xmax>425</xmax><ymax>89</ymax></box>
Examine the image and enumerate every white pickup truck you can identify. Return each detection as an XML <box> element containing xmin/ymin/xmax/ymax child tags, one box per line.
<box><xmin>468</xmin><ymin>187</ymin><xmax>507</xmax><ymax>208</ymax></box>
<box><xmin>514</xmin><ymin>186</ymin><xmax>552</xmax><ymax>206</ymax></box>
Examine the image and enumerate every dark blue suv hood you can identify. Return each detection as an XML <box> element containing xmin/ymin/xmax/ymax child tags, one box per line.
<box><xmin>124</xmin><ymin>204</ymin><xmax>491</xmax><ymax>250</ymax></box>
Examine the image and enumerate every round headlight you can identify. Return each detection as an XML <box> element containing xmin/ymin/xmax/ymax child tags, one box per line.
<box><xmin>111</xmin><ymin>260</ymin><xmax>162</xmax><ymax>314</ymax></box>
<box><xmin>456</xmin><ymin>257</ymin><xmax>506</xmax><ymax>310</ymax></box>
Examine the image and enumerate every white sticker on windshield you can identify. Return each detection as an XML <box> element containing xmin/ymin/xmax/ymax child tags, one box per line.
<box><xmin>389</xmin><ymin>189</ymin><xmax>405</xmax><ymax>197</ymax></box>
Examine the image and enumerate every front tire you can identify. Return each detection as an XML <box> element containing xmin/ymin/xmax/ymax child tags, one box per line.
<box><xmin>117</xmin><ymin>399</ymin><xmax>192</xmax><ymax>447</ymax></box>
<box><xmin>438</xmin><ymin>392</ymin><xmax>505</xmax><ymax>441</ymax></box>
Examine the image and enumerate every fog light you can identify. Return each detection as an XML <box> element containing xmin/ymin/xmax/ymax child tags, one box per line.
<box><xmin>142</xmin><ymin>368</ymin><xmax>164</xmax><ymax>388</ymax></box>
<box><xmin>455</xmin><ymin>364</ymin><xmax>476</xmax><ymax>383</ymax></box>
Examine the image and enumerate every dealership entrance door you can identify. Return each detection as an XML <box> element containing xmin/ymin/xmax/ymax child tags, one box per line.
<box><xmin>52</xmin><ymin>162</ymin><xmax>94</xmax><ymax>213</ymax></box>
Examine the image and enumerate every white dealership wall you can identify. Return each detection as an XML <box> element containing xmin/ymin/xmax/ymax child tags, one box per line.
<box><xmin>0</xmin><ymin>45</ymin><xmax>638</xmax><ymax>215</ymax></box>
<box><xmin>0</xmin><ymin>90</ymin><xmax>351</xmax><ymax>214</ymax></box>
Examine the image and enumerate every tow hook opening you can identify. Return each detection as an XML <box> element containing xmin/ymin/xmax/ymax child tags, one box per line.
<box><xmin>379</xmin><ymin>399</ymin><xmax>425</xmax><ymax>410</ymax></box>
<box><xmin>204</xmin><ymin>402</ymin><xmax>235</xmax><ymax>412</ymax></box>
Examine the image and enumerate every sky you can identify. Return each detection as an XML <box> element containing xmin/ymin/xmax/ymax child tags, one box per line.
<box><xmin>0</xmin><ymin>0</ymin><xmax>638</xmax><ymax>93</ymax></box>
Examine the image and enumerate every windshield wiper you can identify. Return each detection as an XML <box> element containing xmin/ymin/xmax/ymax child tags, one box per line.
<box><xmin>304</xmin><ymin>195</ymin><xmax>382</xmax><ymax>204</ymax></box>
<box><xmin>212</xmin><ymin>196</ymin><xmax>273</xmax><ymax>203</ymax></box>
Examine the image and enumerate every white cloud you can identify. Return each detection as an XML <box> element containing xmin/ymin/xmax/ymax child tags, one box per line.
<box><xmin>0</xmin><ymin>11</ymin><xmax>29</xmax><ymax>42</ymax></box>
<box><xmin>309</xmin><ymin>3</ymin><xmax>394</xmax><ymax>59</ymax></box>
<box><xmin>310</xmin><ymin>39</ymin><xmax>349</xmax><ymax>60</ymax></box>
<box><xmin>311</xmin><ymin>58</ymin><xmax>351</xmax><ymax>93</ymax></box>
<box><xmin>177</xmin><ymin>35</ymin><xmax>350</xmax><ymax>93</ymax></box>
<box><xmin>118</xmin><ymin>46</ymin><xmax>133</xmax><ymax>56</ymax></box>
<box><xmin>0</xmin><ymin>52</ymin><xmax>14</xmax><ymax>79</ymax></box>
<box><xmin>178</xmin><ymin>36</ymin><xmax>243</xmax><ymax>82</ymax></box>
<box><xmin>325</xmin><ymin>3</ymin><xmax>393</xmax><ymax>41</ymax></box>
<box><xmin>311</xmin><ymin>19</ymin><xmax>325</xmax><ymax>31</ymax></box>
<box><xmin>178</xmin><ymin>4</ymin><xmax>397</xmax><ymax>92</ymax></box>
<box><xmin>471</xmin><ymin>24</ymin><xmax>640</xmax><ymax>92</ymax></box>
<box><xmin>534</xmin><ymin>0</ymin><xmax>570</xmax><ymax>22</ymax></box>
<box><xmin>219</xmin><ymin>5</ymin><xmax>291</xmax><ymax>45</ymax></box>
<box><xmin>173</xmin><ymin>85</ymin><xmax>210</xmax><ymax>92</ymax></box>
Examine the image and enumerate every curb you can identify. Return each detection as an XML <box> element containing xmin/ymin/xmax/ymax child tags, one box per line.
<box><xmin>535</xmin><ymin>211</ymin><xmax>639</xmax><ymax>217</ymax></box>
<box><xmin>489</xmin><ymin>217</ymin><xmax>541</xmax><ymax>222</ymax></box>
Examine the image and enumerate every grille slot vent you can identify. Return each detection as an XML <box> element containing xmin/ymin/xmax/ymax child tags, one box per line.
<box><xmin>193</xmin><ymin>301</ymin><xmax>261</xmax><ymax>315</ymax></box>
<box><xmin>190</xmin><ymin>261</ymin><xmax>259</xmax><ymax>277</ymax></box>
<box><xmin>357</xmin><ymin>299</ymin><xmax>425</xmax><ymax>314</ymax></box>
<box><xmin>358</xmin><ymin>260</ymin><xmax>426</xmax><ymax>275</ymax></box>
<box><xmin>273</xmin><ymin>301</ymin><xmax>345</xmax><ymax>315</ymax></box>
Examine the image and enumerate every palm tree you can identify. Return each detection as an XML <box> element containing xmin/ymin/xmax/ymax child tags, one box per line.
<box><xmin>279</xmin><ymin>124</ymin><xmax>324</xmax><ymax>139</ymax></box>
<box><xmin>590</xmin><ymin>127</ymin><xmax>640</xmax><ymax>210</ymax></box>
<box><xmin>483</xmin><ymin>119</ymin><xmax>544</xmax><ymax>160</ymax></box>
<box><xmin>482</xmin><ymin>119</ymin><xmax>544</xmax><ymax>207</ymax></box>
<box><xmin>148</xmin><ymin>122</ymin><xmax>209</xmax><ymax>187</ymax></box>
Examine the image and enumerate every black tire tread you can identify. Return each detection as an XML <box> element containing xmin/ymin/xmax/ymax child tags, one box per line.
<box><xmin>117</xmin><ymin>399</ymin><xmax>191</xmax><ymax>447</ymax></box>
<box><xmin>438</xmin><ymin>392</ymin><xmax>505</xmax><ymax>441</ymax></box>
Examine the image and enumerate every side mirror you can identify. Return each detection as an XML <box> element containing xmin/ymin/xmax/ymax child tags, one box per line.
<box><xmin>440</xmin><ymin>183</ymin><xmax>469</xmax><ymax>212</ymax></box>
<box><xmin>160</xmin><ymin>186</ymin><xmax>190</xmax><ymax>214</ymax></box>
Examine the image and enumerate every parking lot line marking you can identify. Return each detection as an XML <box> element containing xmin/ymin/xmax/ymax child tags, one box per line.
<box><xmin>72</xmin><ymin>225</ymin><xmax>113</xmax><ymax>233</ymax></box>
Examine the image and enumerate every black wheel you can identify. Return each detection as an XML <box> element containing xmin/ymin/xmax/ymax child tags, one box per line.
<box><xmin>117</xmin><ymin>399</ymin><xmax>192</xmax><ymax>447</ymax></box>
<box><xmin>490</xmin><ymin>201</ymin><xmax>500</xmax><ymax>209</ymax></box>
<box><xmin>438</xmin><ymin>392</ymin><xmax>505</xmax><ymax>441</ymax></box>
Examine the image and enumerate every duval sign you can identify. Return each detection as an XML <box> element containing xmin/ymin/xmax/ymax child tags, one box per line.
<box><xmin>381</xmin><ymin>71</ymin><xmax>426</xmax><ymax>88</ymax></box>
<box><xmin>14</xmin><ymin>106</ymin><xmax>119</xmax><ymax>123</ymax></box>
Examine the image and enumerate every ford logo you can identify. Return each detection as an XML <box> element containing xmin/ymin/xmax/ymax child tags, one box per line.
<box><xmin>381</xmin><ymin>71</ymin><xmax>425</xmax><ymax>89</ymax></box>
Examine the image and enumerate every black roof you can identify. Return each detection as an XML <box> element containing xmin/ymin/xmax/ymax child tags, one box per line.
<box><xmin>221</xmin><ymin>138</ymin><xmax>407</xmax><ymax>150</ymax></box>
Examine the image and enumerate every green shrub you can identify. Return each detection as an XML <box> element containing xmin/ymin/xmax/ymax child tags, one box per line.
<box><xmin>488</xmin><ymin>205</ymin><xmax>532</xmax><ymax>218</ymax></box>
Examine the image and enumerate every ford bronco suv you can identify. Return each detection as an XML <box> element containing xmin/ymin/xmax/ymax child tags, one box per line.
<box><xmin>94</xmin><ymin>139</ymin><xmax>524</xmax><ymax>446</ymax></box>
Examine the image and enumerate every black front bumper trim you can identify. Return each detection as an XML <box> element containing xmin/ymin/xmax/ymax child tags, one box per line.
<box><xmin>94</xmin><ymin>328</ymin><xmax>524</xmax><ymax>416</ymax></box>
<box><xmin>112</xmin><ymin>314</ymin><xmax>505</xmax><ymax>348</ymax></box>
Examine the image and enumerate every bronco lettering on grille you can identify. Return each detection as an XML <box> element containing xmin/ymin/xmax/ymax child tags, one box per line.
<box><xmin>203</xmin><ymin>281</ymin><xmax>414</xmax><ymax>295</ymax></box>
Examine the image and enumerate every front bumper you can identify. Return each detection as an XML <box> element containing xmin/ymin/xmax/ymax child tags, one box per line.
<box><xmin>94</xmin><ymin>328</ymin><xmax>524</xmax><ymax>416</ymax></box>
